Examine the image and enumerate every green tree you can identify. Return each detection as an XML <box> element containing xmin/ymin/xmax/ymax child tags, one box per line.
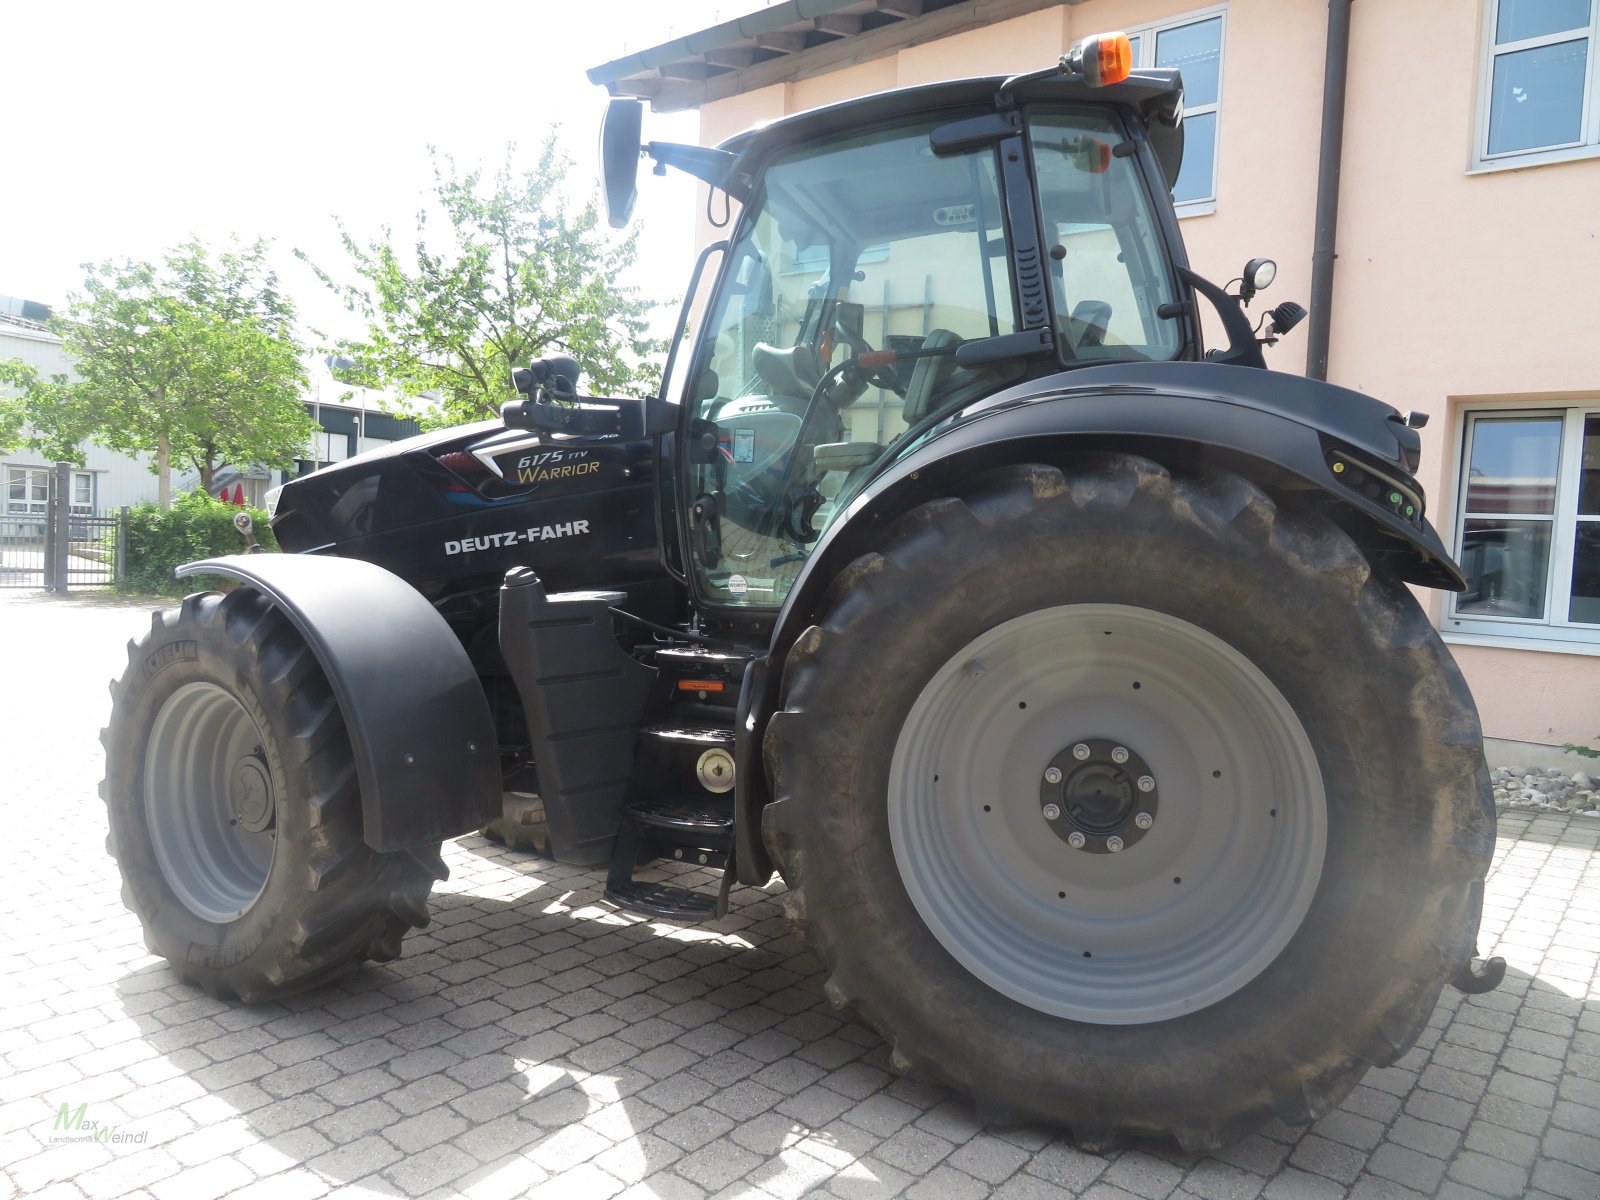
<box><xmin>0</xmin><ymin>375</ymin><xmax>27</xmax><ymax>453</ymax></box>
<box><xmin>0</xmin><ymin>238</ymin><xmax>315</xmax><ymax>505</ymax></box>
<box><xmin>0</xmin><ymin>360</ymin><xmax>88</xmax><ymax>463</ymax></box>
<box><xmin>302</xmin><ymin>137</ymin><xmax>664</xmax><ymax>428</ymax></box>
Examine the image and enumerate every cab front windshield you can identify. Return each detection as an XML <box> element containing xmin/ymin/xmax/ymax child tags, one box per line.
<box><xmin>684</xmin><ymin>107</ymin><xmax>1180</xmax><ymax>608</ymax></box>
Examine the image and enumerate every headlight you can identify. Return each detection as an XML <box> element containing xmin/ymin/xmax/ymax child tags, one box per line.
<box><xmin>263</xmin><ymin>485</ymin><xmax>283</xmax><ymax>519</ymax></box>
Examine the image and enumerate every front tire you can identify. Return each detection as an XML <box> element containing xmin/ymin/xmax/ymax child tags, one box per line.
<box><xmin>763</xmin><ymin>456</ymin><xmax>1493</xmax><ymax>1148</ymax></box>
<box><xmin>103</xmin><ymin>589</ymin><xmax>443</xmax><ymax>1002</ymax></box>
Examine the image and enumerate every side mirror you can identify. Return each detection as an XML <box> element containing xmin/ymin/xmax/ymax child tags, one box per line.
<box><xmin>600</xmin><ymin>98</ymin><xmax>645</xmax><ymax>229</ymax></box>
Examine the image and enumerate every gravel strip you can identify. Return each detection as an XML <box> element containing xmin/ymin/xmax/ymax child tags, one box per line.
<box><xmin>1492</xmin><ymin>762</ymin><xmax>1600</xmax><ymax>816</ymax></box>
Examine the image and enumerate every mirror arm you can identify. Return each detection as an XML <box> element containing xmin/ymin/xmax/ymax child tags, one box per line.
<box><xmin>1177</xmin><ymin>267</ymin><xmax>1267</xmax><ymax>369</ymax></box>
<box><xmin>645</xmin><ymin>142</ymin><xmax>749</xmax><ymax>202</ymax></box>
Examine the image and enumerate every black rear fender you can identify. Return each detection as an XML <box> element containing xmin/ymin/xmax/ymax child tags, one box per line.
<box><xmin>176</xmin><ymin>554</ymin><xmax>500</xmax><ymax>852</ymax></box>
<box><xmin>772</xmin><ymin>363</ymin><xmax>1460</xmax><ymax>664</ymax></box>
<box><xmin>736</xmin><ymin>365</ymin><xmax>1463</xmax><ymax>882</ymax></box>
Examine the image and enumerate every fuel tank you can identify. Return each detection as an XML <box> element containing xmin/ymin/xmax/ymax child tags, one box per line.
<box><xmin>269</xmin><ymin>420</ymin><xmax>679</xmax><ymax>630</ymax></box>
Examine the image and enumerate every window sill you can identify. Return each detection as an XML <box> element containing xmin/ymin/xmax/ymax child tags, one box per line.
<box><xmin>1467</xmin><ymin>143</ymin><xmax>1600</xmax><ymax>176</ymax></box>
<box><xmin>1442</xmin><ymin>629</ymin><xmax>1600</xmax><ymax>658</ymax></box>
<box><xmin>1175</xmin><ymin>201</ymin><xmax>1217</xmax><ymax>219</ymax></box>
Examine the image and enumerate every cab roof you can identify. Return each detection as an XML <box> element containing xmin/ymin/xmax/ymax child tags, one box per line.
<box><xmin>716</xmin><ymin>69</ymin><xmax>1185</xmax><ymax>190</ymax></box>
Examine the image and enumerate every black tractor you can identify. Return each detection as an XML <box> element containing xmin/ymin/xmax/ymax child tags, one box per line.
<box><xmin>104</xmin><ymin>33</ymin><xmax>1500</xmax><ymax>1149</ymax></box>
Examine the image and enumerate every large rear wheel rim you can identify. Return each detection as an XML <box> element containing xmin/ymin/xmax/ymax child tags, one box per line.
<box><xmin>888</xmin><ymin>603</ymin><xmax>1327</xmax><ymax>1024</ymax></box>
<box><xmin>144</xmin><ymin>682</ymin><xmax>276</xmax><ymax>923</ymax></box>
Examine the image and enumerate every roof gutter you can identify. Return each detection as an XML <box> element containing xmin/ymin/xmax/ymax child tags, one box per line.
<box><xmin>586</xmin><ymin>0</ymin><xmax>857</xmax><ymax>89</ymax></box>
<box><xmin>1305</xmin><ymin>0</ymin><xmax>1352</xmax><ymax>382</ymax></box>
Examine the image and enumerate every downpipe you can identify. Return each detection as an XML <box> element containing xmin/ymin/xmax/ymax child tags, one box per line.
<box><xmin>1306</xmin><ymin>0</ymin><xmax>1353</xmax><ymax>381</ymax></box>
<box><xmin>1302</xmin><ymin>1</ymin><xmax>1503</xmax><ymax>997</ymax></box>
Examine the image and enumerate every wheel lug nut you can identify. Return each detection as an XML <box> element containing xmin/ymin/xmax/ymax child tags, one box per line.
<box><xmin>1137</xmin><ymin>775</ymin><xmax>1156</xmax><ymax>793</ymax></box>
<box><xmin>1066</xmin><ymin>831</ymin><xmax>1086</xmax><ymax>849</ymax></box>
<box><xmin>1106</xmin><ymin>835</ymin><xmax>1125</xmax><ymax>852</ymax></box>
<box><xmin>1111</xmin><ymin>746</ymin><xmax>1129</xmax><ymax>764</ymax></box>
<box><xmin>1134</xmin><ymin>812</ymin><xmax>1154</xmax><ymax>830</ymax></box>
<box><xmin>1072</xmin><ymin>744</ymin><xmax>1091</xmax><ymax>760</ymax></box>
<box><xmin>1042</xmin><ymin>803</ymin><xmax>1062</xmax><ymax>821</ymax></box>
<box><xmin>1044</xmin><ymin>766</ymin><xmax>1063</xmax><ymax>784</ymax></box>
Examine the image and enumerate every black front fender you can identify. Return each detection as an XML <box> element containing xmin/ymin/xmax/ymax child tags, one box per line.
<box><xmin>177</xmin><ymin>554</ymin><xmax>500</xmax><ymax>852</ymax></box>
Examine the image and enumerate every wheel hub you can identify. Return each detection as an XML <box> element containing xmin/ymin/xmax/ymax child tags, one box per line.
<box><xmin>230</xmin><ymin>752</ymin><xmax>275</xmax><ymax>833</ymax></box>
<box><xmin>144</xmin><ymin>681</ymin><xmax>277</xmax><ymax>923</ymax></box>
<box><xmin>1040</xmin><ymin>738</ymin><xmax>1158</xmax><ymax>853</ymax></box>
<box><xmin>888</xmin><ymin>603</ymin><xmax>1327</xmax><ymax>1023</ymax></box>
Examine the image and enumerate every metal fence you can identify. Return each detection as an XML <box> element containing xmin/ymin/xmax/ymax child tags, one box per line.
<box><xmin>0</xmin><ymin>461</ymin><xmax>126</xmax><ymax>591</ymax></box>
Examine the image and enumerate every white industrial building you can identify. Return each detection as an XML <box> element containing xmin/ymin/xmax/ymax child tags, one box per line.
<box><xmin>1</xmin><ymin>311</ymin><xmax>162</xmax><ymax>520</ymax></box>
<box><xmin>2</xmin><ymin>302</ymin><xmax>421</xmax><ymax>518</ymax></box>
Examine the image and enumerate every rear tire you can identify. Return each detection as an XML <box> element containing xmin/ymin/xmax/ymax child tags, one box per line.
<box><xmin>763</xmin><ymin>455</ymin><xmax>1493</xmax><ymax>1148</ymax></box>
<box><xmin>102</xmin><ymin>588</ymin><xmax>443</xmax><ymax>1002</ymax></box>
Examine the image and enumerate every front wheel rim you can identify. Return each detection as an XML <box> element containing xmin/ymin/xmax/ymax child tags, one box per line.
<box><xmin>888</xmin><ymin>603</ymin><xmax>1326</xmax><ymax>1024</ymax></box>
<box><xmin>144</xmin><ymin>682</ymin><xmax>276</xmax><ymax>923</ymax></box>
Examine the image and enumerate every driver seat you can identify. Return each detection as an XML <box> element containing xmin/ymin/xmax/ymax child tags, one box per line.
<box><xmin>752</xmin><ymin>343</ymin><xmax>822</xmax><ymax>399</ymax></box>
<box><xmin>1069</xmin><ymin>300</ymin><xmax>1113</xmax><ymax>349</ymax></box>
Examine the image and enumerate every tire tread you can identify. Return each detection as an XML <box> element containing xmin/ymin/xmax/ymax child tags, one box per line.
<box><xmin>101</xmin><ymin>586</ymin><xmax>438</xmax><ymax>1003</ymax></box>
<box><xmin>763</xmin><ymin>455</ymin><xmax>1491</xmax><ymax>1146</ymax></box>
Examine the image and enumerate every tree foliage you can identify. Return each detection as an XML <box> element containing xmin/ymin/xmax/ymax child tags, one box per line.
<box><xmin>0</xmin><ymin>360</ymin><xmax>86</xmax><ymax>463</ymax></box>
<box><xmin>302</xmin><ymin>137</ymin><xmax>665</xmax><ymax>428</ymax></box>
<box><xmin>0</xmin><ymin>365</ymin><xmax>35</xmax><ymax>455</ymax></box>
<box><xmin>0</xmin><ymin>384</ymin><xmax>19</xmax><ymax>452</ymax></box>
<box><xmin>0</xmin><ymin>238</ymin><xmax>315</xmax><ymax>500</ymax></box>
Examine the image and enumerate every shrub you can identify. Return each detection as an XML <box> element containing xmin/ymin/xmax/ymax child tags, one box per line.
<box><xmin>1563</xmin><ymin>738</ymin><xmax>1599</xmax><ymax>760</ymax></box>
<box><xmin>121</xmin><ymin>490</ymin><xmax>277</xmax><ymax>596</ymax></box>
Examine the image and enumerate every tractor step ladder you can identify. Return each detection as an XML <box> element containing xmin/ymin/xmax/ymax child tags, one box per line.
<box><xmin>604</xmin><ymin>791</ymin><xmax>734</xmax><ymax>918</ymax></box>
<box><xmin>604</xmin><ymin>650</ymin><xmax>746</xmax><ymax>919</ymax></box>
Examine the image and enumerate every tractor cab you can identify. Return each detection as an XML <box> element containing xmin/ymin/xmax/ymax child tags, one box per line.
<box><xmin>675</xmin><ymin>88</ymin><xmax>1191</xmax><ymax>614</ymax></box>
<box><xmin>505</xmin><ymin>37</ymin><xmax>1216</xmax><ymax>630</ymax></box>
<box><xmin>507</xmin><ymin>37</ymin><xmax>1303</xmax><ymax>640</ymax></box>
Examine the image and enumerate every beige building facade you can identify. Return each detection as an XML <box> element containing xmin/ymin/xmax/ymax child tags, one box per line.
<box><xmin>594</xmin><ymin>0</ymin><xmax>1600</xmax><ymax>752</ymax></box>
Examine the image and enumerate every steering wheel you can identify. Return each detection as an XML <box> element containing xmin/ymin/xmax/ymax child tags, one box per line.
<box><xmin>831</xmin><ymin>315</ymin><xmax>907</xmax><ymax>395</ymax></box>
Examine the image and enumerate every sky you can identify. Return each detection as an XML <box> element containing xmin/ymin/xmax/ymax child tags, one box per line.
<box><xmin>3</xmin><ymin>0</ymin><xmax>755</xmax><ymax>344</ymax></box>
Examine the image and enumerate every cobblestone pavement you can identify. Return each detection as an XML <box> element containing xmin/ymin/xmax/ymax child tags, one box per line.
<box><xmin>2</xmin><ymin>589</ymin><xmax>1597</xmax><ymax>1200</ymax></box>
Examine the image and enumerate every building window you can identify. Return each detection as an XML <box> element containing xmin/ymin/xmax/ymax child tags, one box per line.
<box><xmin>5</xmin><ymin>466</ymin><xmax>50</xmax><ymax>515</ymax></box>
<box><xmin>784</xmin><ymin>242</ymin><xmax>889</xmax><ymax>274</ymax></box>
<box><xmin>1479</xmin><ymin>0</ymin><xmax>1599</xmax><ymax>164</ymax></box>
<box><xmin>3</xmin><ymin>467</ymin><xmax>96</xmax><ymax>515</ymax></box>
<box><xmin>1125</xmin><ymin>7</ymin><xmax>1226</xmax><ymax>207</ymax></box>
<box><xmin>1448</xmin><ymin>406</ymin><xmax>1600</xmax><ymax>645</ymax></box>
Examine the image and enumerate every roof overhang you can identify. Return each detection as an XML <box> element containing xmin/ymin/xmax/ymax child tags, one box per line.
<box><xmin>587</xmin><ymin>0</ymin><xmax>1090</xmax><ymax>113</ymax></box>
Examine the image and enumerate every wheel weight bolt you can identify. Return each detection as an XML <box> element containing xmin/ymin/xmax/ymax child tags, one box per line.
<box><xmin>1111</xmin><ymin>746</ymin><xmax>1129</xmax><ymax>764</ymax></box>
<box><xmin>1106</xmin><ymin>835</ymin><xmax>1125</xmax><ymax>853</ymax></box>
<box><xmin>1066</xmin><ymin>831</ymin><xmax>1086</xmax><ymax>849</ymax></box>
<box><xmin>1042</xmin><ymin>803</ymin><xmax>1062</xmax><ymax>821</ymax></box>
<box><xmin>1137</xmin><ymin>775</ymin><xmax>1156</xmax><ymax>793</ymax></box>
<box><xmin>1134</xmin><ymin>812</ymin><xmax>1154</xmax><ymax>830</ymax></box>
<box><xmin>1072</xmin><ymin>744</ymin><xmax>1091</xmax><ymax>760</ymax></box>
<box><xmin>1044</xmin><ymin>766</ymin><xmax>1063</xmax><ymax>784</ymax></box>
